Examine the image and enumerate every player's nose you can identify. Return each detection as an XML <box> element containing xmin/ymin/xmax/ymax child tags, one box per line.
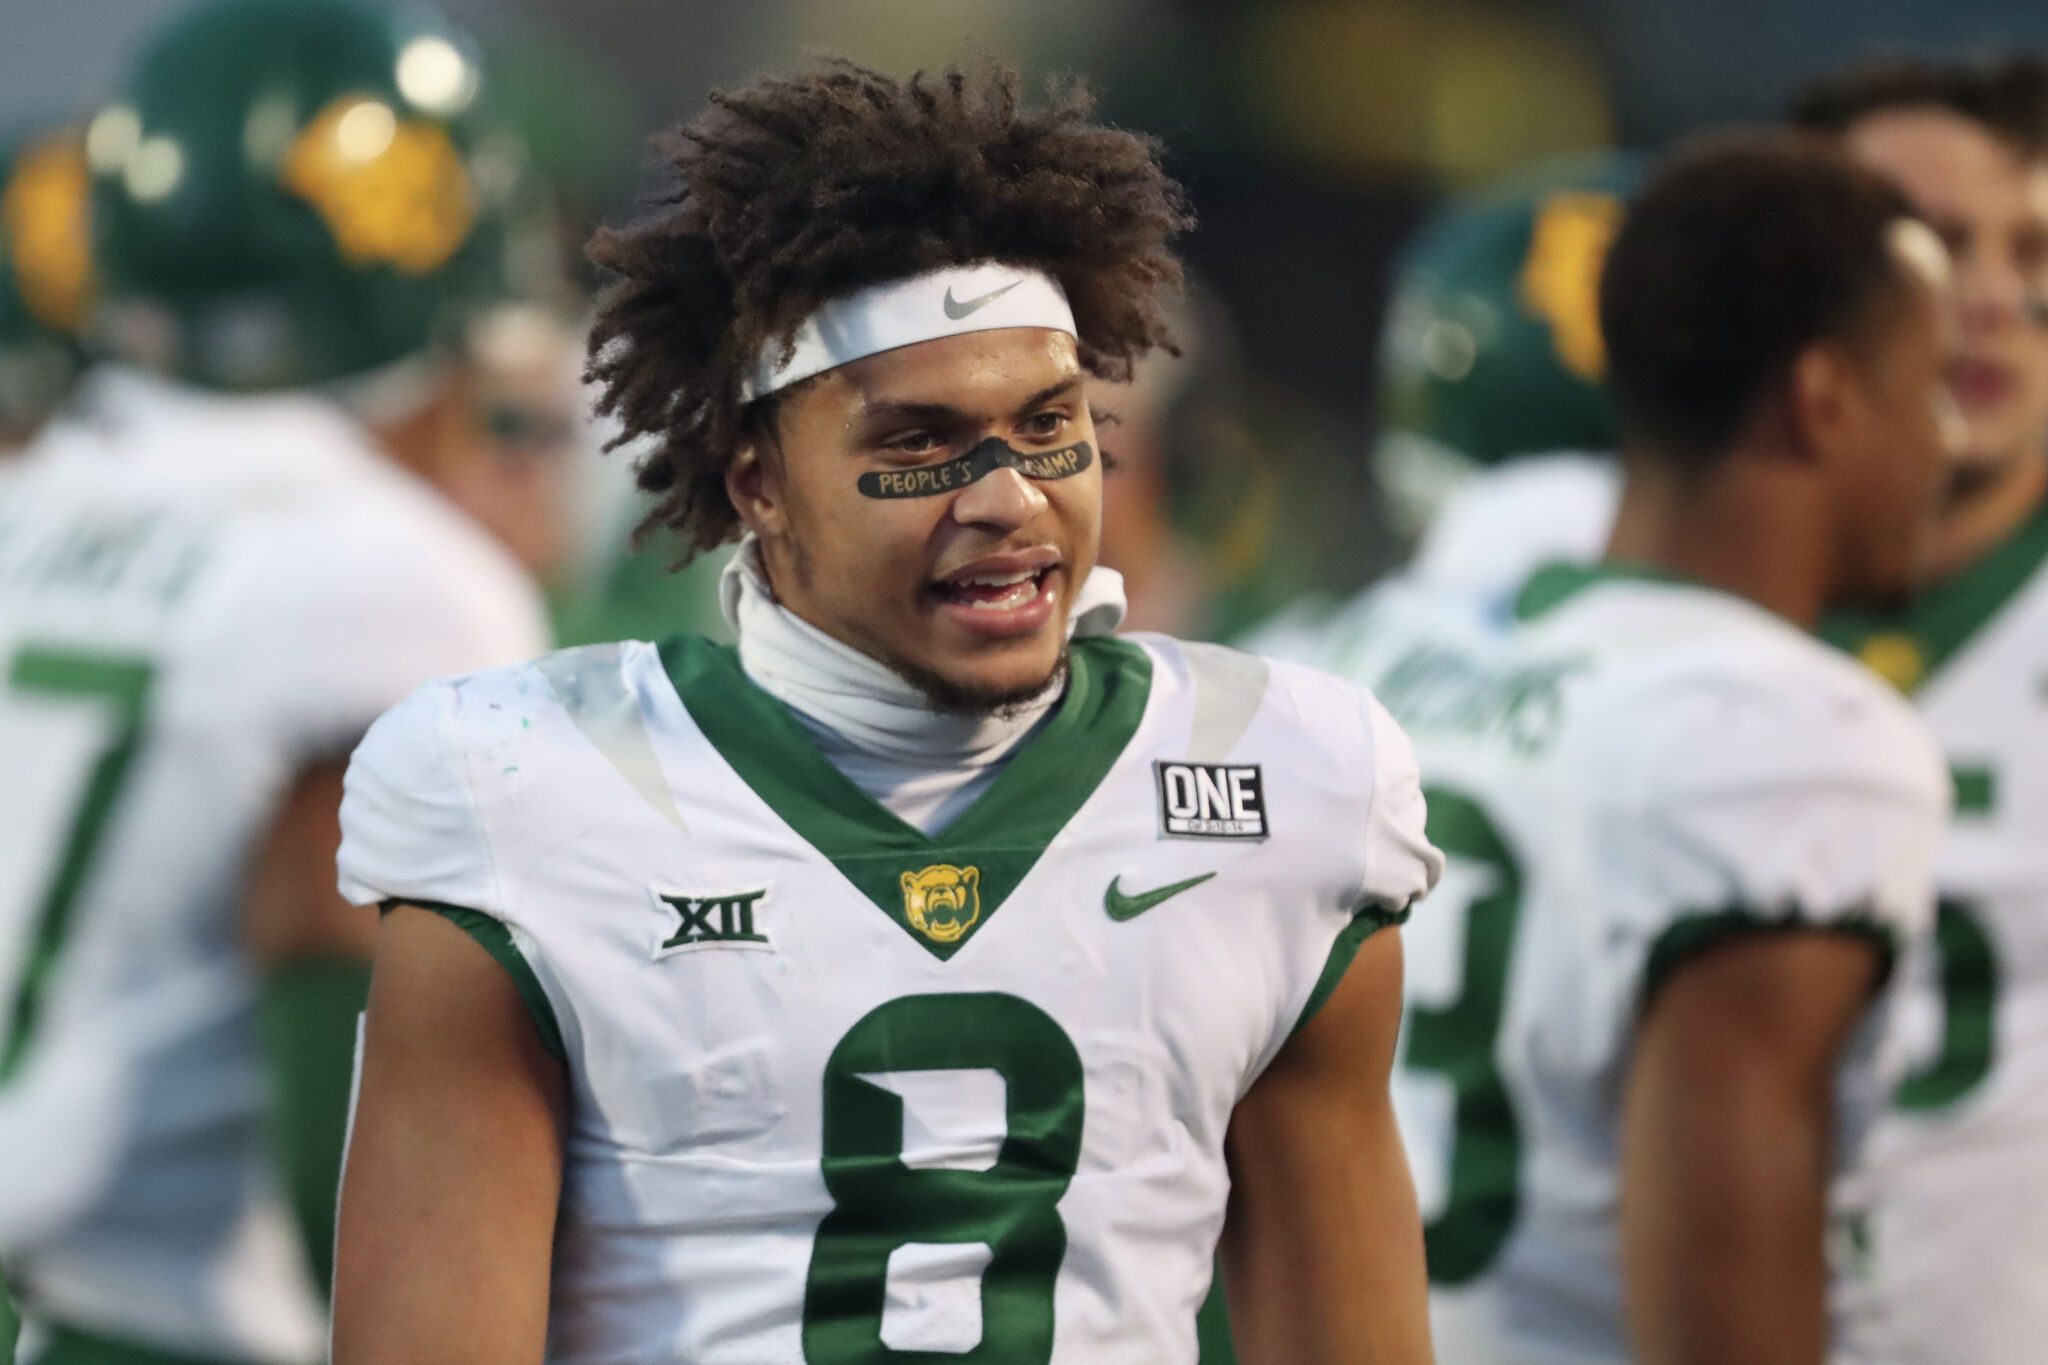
<box><xmin>949</xmin><ymin>465</ymin><xmax>1047</xmax><ymax>530</ymax></box>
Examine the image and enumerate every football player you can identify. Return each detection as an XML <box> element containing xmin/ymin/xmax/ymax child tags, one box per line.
<box><xmin>1313</xmin><ymin>134</ymin><xmax>1957</xmax><ymax>1362</ymax></box>
<box><xmin>0</xmin><ymin>3</ymin><xmax>559</xmax><ymax>1362</ymax></box>
<box><xmin>1374</xmin><ymin>153</ymin><xmax>1636</xmax><ymax>580</ymax></box>
<box><xmin>1797</xmin><ymin>56</ymin><xmax>2048</xmax><ymax>1365</ymax></box>
<box><xmin>0</xmin><ymin>126</ymin><xmax>92</xmax><ymax>455</ymax></box>
<box><xmin>1242</xmin><ymin>154</ymin><xmax>1634</xmax><ymax>663</ymax></box>
<box><xmin>332</xmin><ymin>59</ymin><xmax>1444</xmax><ymax>1363</ymax></box>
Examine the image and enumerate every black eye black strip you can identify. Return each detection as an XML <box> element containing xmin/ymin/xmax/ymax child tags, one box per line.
<box><xmin>857</xmin><ymin>438</ymin><xmax>1094</xmax><ymax>499</ymax></box>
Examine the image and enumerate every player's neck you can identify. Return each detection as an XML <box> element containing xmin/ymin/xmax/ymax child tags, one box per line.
<box><xmin>720</xmin><ymin>537</ymin><xmax>1068</xmax><ymax>767</ymax></box>
<box><xmin>1927</xmin><ymin>451</ymin><xmax>2048</xmax><ymax>582</ymax></box>
<box><xmin>1605</xmin><ymin>451</ymin><xmax>1833</xmax><ymax>628</ymax></box>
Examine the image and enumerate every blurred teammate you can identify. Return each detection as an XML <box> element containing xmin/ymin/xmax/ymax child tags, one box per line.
<box><xmin>0</xmin><ymin>127</ymin><xmax>92</xmax><ymax>456</ymax></box>
<box><xmin>1315</xmin><ymin>58</ymin><xmax>2048</xmax><ymax>1363</ymax></box>
<box><xmin>0</xmin><ymin>115</ymin><xmax>96</xmax><ymax>1365</ymax></box>
<box><xmin>332</xmin><ymin>60</ymin><xmax>1442</xmax><ymax>1363</ymax></box>
<box><xmin>1375</xmin><ymin>154</ymin><xmax>1636</xmax><ymax>580</ymax></box>
<box><xmin>1317</xmin><ymin>135</ymin><xmax>1956</xmax><ymax>1362</ymax></box>
<box><xmin>0</xmin><ymin>3</ymin><xmax>560</xmax><ymax>1361</ymax></box>
<box><xmin>1795</xmin><ymin>56</ymin><xmax>2048</xmax><ymax>1365</ymax></box>
<box><xmin>1244</xmin><ymin>156</ymin><xmax>1633</xmax><ymax>662</ymax></box>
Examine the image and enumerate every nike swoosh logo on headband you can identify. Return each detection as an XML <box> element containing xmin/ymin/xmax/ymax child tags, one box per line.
<box><xmin>943</xmin><ymin>280</ymin><xmax>1022</xmax><ymax>318</ymax></box>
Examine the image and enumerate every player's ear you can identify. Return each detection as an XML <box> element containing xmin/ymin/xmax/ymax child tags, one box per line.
<box><xmin>726</xmin><ymin>426</ymin><xmax>787</xmax><ymax>539</ymax></box>
<box><xmin>1785</xmin><ymin>342</ymin><xmax>1857</xmax><ymax>468</ymax></box>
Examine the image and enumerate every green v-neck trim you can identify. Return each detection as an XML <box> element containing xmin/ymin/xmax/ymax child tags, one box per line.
<box><xmin>659</xmin><ymin>633</ymin><xmax>1154</xmax><ymax>960</ymax></box>
<box><xmin>1821</xmin><ymin>500</ymin><xmax>2048</xmax><ymax>694</ymax></box>
<box><xmin>1512</xmin><ymin>559</ymin><xmax>1708</xmax><ymax>622</ymax></box>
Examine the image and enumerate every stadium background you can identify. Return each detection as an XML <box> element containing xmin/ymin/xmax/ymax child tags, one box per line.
<box><xmin>12</xmin><ymin>0</ymin><xmax>2045</xmax><ymax>639</ymax></box>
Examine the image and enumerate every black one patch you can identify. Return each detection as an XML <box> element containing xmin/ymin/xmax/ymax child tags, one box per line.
<box><xmin>1155</xmin><ymin>761</ymin><xmax>1267</xmax><ymax>839</ymax></box>
<box><xmin>858</xmin><ymin>437</ymin><xmax>1093</xmax><ymax>499</ymax></box>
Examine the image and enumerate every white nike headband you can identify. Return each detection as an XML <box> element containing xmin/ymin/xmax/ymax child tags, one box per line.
<box><xmin>738</xmin><ymin>263</ymin><xmax>1078</xmax><ymax>403</ymax></box>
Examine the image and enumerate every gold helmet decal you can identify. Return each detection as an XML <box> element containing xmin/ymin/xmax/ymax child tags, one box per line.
<box><xmin>901</xmin><ymin>864</ymin><xmax>982</xmax><ymax>945</ymax></box>
<box><xmin>1518</xmin><ymin>190</ymin><xmax>1624</xmax><ymax>382</ymax></box>
<box><xmin>3</xmin><ymin>131</ymin><xmax>95</xmax><ymax>333</ymax></box>
<box><xmin>282</xmin><ymin>95</ymin><xmax>475</xmax><ymax>275</ymax></box>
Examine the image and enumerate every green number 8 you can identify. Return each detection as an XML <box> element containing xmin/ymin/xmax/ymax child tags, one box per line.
<box><xmin>803</xmin><ymin>992</ymin><xmax>1085</xmax><ymax>1363</ymax></box>
<box><xmin>1403</xmin><ymin>786</ymin><xmax>1526</xmax><ymax>1285</ymax></box>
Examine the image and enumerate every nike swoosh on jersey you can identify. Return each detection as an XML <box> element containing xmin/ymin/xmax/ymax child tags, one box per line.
<box><xmin>1104</xmin><ymin>871</ymin><xmax>1217</xmax><ymax>921</ymax></box>
<box><xmin>943</xmin><ymin>280</ymin><xmax>1022</xmax><ymax>319</ymax></box>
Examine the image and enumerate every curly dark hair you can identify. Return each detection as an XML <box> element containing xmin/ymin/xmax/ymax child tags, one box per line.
<box><xmin>585</xmin><ymin>59</ymin><xmax>1193</xmax><ymax>559</ymax></box>
<box><xmin>1791</xmin><ymin>52</ymin><xmax>2048</xmax><ymax>155</ymax></box>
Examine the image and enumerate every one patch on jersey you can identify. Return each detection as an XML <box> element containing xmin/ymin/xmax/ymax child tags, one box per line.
<box><xmin>1154</xmin><ymin>761</ymin><xmax>1268</xmax><ymax>839</ymax></box>
<box><xmin>653</xmin><ymin>886</ymin><xmax>774</xmax><ymax>956</ymax></box>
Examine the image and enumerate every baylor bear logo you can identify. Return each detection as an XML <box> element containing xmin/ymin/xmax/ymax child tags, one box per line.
<box><xmin>901</xmin><ymin>863</ymin><xmax>981</xmax><ymax>944</ymax></box>
<box><xmin>282</xmin><ymin>95</ymin><xmax>476</xmax><ymax>275</ymax></box>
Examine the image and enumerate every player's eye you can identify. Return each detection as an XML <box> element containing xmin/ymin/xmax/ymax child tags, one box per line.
<box><xmin>1019</xmin><ymin>411</ymin><xmax>1066</xmax><ymax>441</ymax></box>
<box><xmin>888</xmin><ymin>430</ymin><xmax>947</xmax><ymax>457</ymax></box>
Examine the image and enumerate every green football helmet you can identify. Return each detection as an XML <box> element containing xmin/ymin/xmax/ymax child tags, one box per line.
<box><xmin>0</xmin><ymin>125</ymin><xmax>91</xmax><ymax>441</ymax></box>
<box><xmin>87</xmin><ymin>0</ymin><xmax>552</xmax><ymax>391</ymax></box>
<box><xmin>1375</xmin><ymin>151</ymin><xmax>1641</xmax><ymax>534</ymax></box>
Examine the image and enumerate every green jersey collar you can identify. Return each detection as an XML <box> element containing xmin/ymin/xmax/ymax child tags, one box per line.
<box><xmin>1823</xmin><ymin>499</ymin><xmax>2048</xmax><ymax>694</ymax></box>
<box><xmin>1512</xmin><ymin>559</ymin><xmax>1706</xmax><ymax>623</ymax></box>
<box><xmin>660</xmin><ymin>633</ymin><xmax>1153</xmax><ymax>960</ymax></box>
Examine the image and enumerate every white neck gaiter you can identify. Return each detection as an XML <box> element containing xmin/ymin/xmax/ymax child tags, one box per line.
<box><xmin>720</xmin><ymin>535</ymin><xmax>1126</xmax><ymax>771</ymax></box>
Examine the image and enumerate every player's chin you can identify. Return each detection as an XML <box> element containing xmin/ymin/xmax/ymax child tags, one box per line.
<box><xmin>900</xmin><ymin>619</ymin><xmax>1068</xmax><ymax>713</ymax></box>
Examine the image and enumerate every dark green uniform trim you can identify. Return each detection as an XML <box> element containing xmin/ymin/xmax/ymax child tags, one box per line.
<box><xmin>1291</xmin><ymin>904</ymin><xmax>1411</xmax><ymax>1038</ymax></box>
<box><xmin>1640</xmin><ymin>905</ymin><xmax>1899</xmax><ymax>1013</ymax></box>
<box><xmin>1511</xmin><ymin>560</ymin><xmax>1705</xmax><ymax>623</ymax></box>
<box><xmin>1895</xmin><ymin>900</ymin><xmax>1999</xmax><ymax>1110</ymax></box>
<box><xmin>1822</xmin><ymin>499</ymin><xmax>2048</xmax><ymax>693</ymax></box>
<box><xmin>257</xmin><ymin>958</ymin><xmax>371</xmax><ymax>1296</ymax></box>
<box><xmin>33</xmin><ymin>1321</ymin><xmax>240</xmax><ymax>1365</ymax></box>
<box><xmin>0</xmin><ymin>650</ymin><xmax>154</xmax><ymax>1080</ymax></box>
<box><xmin>381</xmin><ymin>899</ymin><xmax>567</xmax><ymax>1062</ymax></box>
<box><xmin>660</xmin><ymin>633</ymin><xmax>1154</xmax><ymax>961</ymax></box>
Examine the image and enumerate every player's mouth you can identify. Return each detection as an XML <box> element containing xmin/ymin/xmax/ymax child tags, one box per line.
<box><xmin>925</xmin><ymin>553</ymin><xmax>1061</xmax><ymax>637</ymax></box>
<box><xmin>1952</xmin><ymin>355</ymin><xmax>2017</xmax><ymax>409</ymax></box>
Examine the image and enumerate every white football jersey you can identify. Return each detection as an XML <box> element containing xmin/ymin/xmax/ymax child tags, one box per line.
<box><xmin>336</xmin><ymin>632</ymin><xmax>1441</xmax><ymax>1365</ymax></box>
<box><xmin>1826</xmin><ymin>507</ymin><xmax>2048</xmax><ymax>1364</ymax></box>
<box><xmin>1406</xmin><ymin>452</ymin><xmax>1619</xmax><ymax>605</ymax></box>
<box><xmin>1240</xmin><ymin>451</ymin><xmax>1619</xmax><ymax>670</ymax></box>
<box><xmin>1319</xmin><ymin>566</ymin><xmax>1947</xmax><ymax>1365</ymax></box>
<box><xmin>0</xmin><ymin>368</ymin><xmax>548</xmax><ymax>1362</ymax></box>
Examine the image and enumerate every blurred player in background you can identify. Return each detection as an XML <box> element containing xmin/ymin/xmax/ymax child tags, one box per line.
<box><xmin>1243</xmin><ymin>153</ymin><xmax>1634</xmax><ymax>665</ymax></box>
<box><xmin>0</xmin><ymin>128</ymin><xmax>92</xmax><ymax>459</ymax></box>
<box><xmin>1308</xmin><ymin>134</ymin><xmax>1957</xmax><ymax>1362</ymax></box>
<box><xmin>1795</xmin><ymin>56</ymin><xmax>2048</xmax><ymax>1365</ymax></box>
<box><xmin>332</xmin><ymin>58</ymin><xmax>1441</xmax><ymax>1364</ymax></box>
<box><xmin>0</xmin><ymin>113</ymin><xmax>97</xmax><ymax>1365</ymax></box>
<box><xmin>1373</xmin><ymin>152</ymin><xmax>1636</xmax><ymax>589</ymax></box>
<box><xmin>1290</xmin><ymin>53</ymin><xmax>2048</xmax><ymax>1364</ymax></box>
<box><xmin>0</xmin><ymin>2</ymin><xmax>569</xmax><ymax>1361</ymax></box>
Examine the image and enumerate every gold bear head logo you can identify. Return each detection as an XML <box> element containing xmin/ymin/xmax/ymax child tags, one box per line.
<box><xmin>901</xmin><ymin>863</ymin><xmax>981</xmax><ymax>944</ymax></box>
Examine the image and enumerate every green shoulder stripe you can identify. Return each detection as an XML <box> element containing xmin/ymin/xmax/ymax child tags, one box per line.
<box><xmin>660</xmin><ymin>633</ymin><xmax>1152</xmax><ymax>961</ymax></box>
<box><xmin>384</xmin><ymin>900</ymin><xmax>567</xmax><ymax>1062</ymax></box>
<box><xmin>1822</xmin><ymin>500</ymin><xmax>2048</xmax><ymax>694</ymax></box>
<box><xmin>1640</xmin><ymin>904</ymin><xmax>1899</xmax><ymax>1012</ymax></box>
<box><xmin>1291</xmin><ymin>905</ymin><xmax>1409</xmax><ymax>1038</ymax></box>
